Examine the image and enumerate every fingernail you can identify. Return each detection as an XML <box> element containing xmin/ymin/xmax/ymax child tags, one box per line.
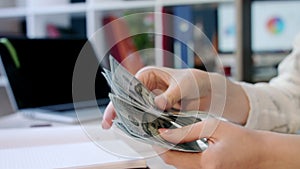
<box><xmin>158</xmin><ymin>128</ymin><xmax>171</xmax><ymax>134</ymax></box>
<box><xmin>101</xmin><ymin>120</ymin><xmax>110</xmax><ymax>129</ymax></box>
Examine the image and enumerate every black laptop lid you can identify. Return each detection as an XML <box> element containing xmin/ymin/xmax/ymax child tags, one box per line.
<box><xmin>0</xmin><ymin>37</ymin><xmax>110</xmax><ymax>111</ymax></box>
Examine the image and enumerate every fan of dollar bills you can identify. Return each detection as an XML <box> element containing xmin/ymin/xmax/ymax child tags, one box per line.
<box><xmin>102</xmin><ymin>55</ymin><xmax>209</xmax><ymax>152</ymax></box>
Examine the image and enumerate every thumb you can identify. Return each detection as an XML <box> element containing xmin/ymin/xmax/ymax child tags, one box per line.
<box><xmin>154</xmin><ymin>83</ymin><xmax>181</xmax><ymax>110</ymax></box>
<box><xmin>158</xmin><ymin>119</ymin><xmax>221</xmax><ymax>144</ymax></box>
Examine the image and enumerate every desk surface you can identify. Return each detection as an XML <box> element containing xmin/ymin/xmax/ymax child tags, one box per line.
<box><xmin>0</xmin><ymin>113</ymin><xmax>175</xmax><ymax>169</ymax></box>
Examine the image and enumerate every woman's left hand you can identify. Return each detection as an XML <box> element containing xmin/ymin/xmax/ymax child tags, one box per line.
<box><xmin>154</xmin><ymin>119</ymin><xmax>265</xmax><ymax>169</ymax></box>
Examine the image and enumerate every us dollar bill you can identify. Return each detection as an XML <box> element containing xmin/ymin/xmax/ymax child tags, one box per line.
<box><xmin>109</xmin><ymin>93</ymin><xmax>205</xmax><ymax>152</ymax></box>
<box><xmin>102</xmin><ymin>68</ymin><xmax>159</xmax><ymax>115</ymax></box>
<box><xmin>103</xmin><ymin>55</ymin><xmax>208</xmax><ymax>152</ymax></box>
<box><xmin>109</xmin><ymin>55</ymin><xmax>156</xmax><ymax>107</ymax></box>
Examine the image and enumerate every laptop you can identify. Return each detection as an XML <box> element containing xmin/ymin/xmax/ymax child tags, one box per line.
<box><xmin>0</xmin><ymin>37</ymin><xmax>110</xmax><ymax>124</ymax></box>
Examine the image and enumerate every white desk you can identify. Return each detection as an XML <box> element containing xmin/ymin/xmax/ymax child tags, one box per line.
<box><xmin>0</xmin><ymin>113</ymin><xmax>68</xmax><ymax>128</ymax></box>
<box><xmin>0</xmin><ymin>113</ymin><xmax>175</xmax><ymax>169</ymax></box>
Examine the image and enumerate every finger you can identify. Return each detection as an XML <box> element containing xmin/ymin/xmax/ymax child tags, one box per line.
<box><xmin>158</xmin><ymin>123</ymin><xmax>204</xmax><ymax>144</ymax></box>
<box><xmin>155</xmin><ymin>83</ymin><xmax>182</xmax><ymax>110</ymax></box>
<box><xmin>155</xmin><ymin>68</ymin><xmax>200</xmax><ymax>110</ymax></box>
<box><xmin>135</xmin><ymin>66</ymin><xmax>168</xmax><ymax>91</ymax></box>
<box><xmin>136</xmin><ymin>67</ymin><xmax>181</xmax><ymax>110</ymax></box>
<box><xmin>158</xmin><ymin>119</ymin><xmax>222</xmax><ymax>144</ymax></box>
<box><xmin>101</xmin><ymin>102</ymin><xmax>116</xmax><ymax>129</ymax></box>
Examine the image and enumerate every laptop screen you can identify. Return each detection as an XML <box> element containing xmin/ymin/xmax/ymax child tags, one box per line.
<box><xmin>0</xmin><ymin>37</ymin><xmax>110</xmax><ymax>111</ymax></box>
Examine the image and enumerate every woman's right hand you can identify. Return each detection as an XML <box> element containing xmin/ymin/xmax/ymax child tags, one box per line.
<box><xmin>135</xmin><ymin>66</ymin><xmax>213</xmax><ymax>111</ymax></box>
<box><xmin>102</xmin><ymin>66</ymin><xmax>213</xmax><ymax>129</ymax></box>
<box><xmin>137</xmin><ymin>66</ymin><xmax>250</xmax><ymax>126</ymax></box>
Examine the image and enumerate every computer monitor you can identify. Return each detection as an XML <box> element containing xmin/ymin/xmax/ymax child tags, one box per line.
<box><xmin>217</xmin><ymin>2</ymin><xmax>236</xmax><ymax>53</ymax></box>
<box><xmin>217</xmin><ymin>0</ymin><xmax>300</xmax><ymax>53</ymax></box>
<box><xmin>252</xmin><ymin>0</ymin><xmax>300</xmax><ymax>53</ymax></box>
<box><xmin>0</xmin><ymin>37</ymin><xmax>110</xmax><ymax>113</ymax></box>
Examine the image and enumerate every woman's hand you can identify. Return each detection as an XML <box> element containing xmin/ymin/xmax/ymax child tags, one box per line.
<box><xmin>155</xmin><ymin>119</ymin><xmax>266</xmax><ymax>169</ymax></box>
<box><xmin>155</xmin><ymin>118</ymin><xmax>300</xmax><ymax>169</ymax></box>
<box><xmin>135</xmin><ymin>66</ymin><xmax>212</xmax><ymax>111</ymax></box>
<box><xmin>102</xmin><ymin>66</ymin><xmax>212</xmax><ymax>129</ymax></box>
<box><xmin>102</xmin><ymin>66</ymin><xmax>250</xmax><ymax>129</ymax></box>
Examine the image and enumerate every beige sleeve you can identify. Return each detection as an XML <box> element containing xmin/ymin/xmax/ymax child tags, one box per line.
<box><xmin>240</xmin><ymin>34</ymin><xmax>300</xmax><ymax>133</ymax></box>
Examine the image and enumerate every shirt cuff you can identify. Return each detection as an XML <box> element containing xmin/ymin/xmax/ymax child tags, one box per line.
<box><xmin>239</xmin><ymin>82</ymin><xmax>260</xmax><ymax>129</ymax></box>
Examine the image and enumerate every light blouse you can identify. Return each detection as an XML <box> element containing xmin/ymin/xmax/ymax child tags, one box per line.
<box><xmin>242</xmin><ymin>34</ymin><xmax>300</xmax><ymax>133</ymax></box>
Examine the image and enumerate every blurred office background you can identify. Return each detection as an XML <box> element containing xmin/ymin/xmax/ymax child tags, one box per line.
<box><xmin>0</xmin><ymin>0</ymin><xmax>299</xmax><ymax>116</ymax></box>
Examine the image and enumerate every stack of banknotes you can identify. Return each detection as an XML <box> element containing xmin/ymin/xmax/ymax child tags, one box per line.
<box><xmin>102</xmin><ymin>55</ymin><xmax>209</xmax><ymax>152</ymax></box>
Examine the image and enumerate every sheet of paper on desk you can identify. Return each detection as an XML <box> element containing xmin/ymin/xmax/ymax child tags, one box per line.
<box><xmin>0</xmin><ymin>140</ymin><xmax>147</xmax><ymax>169</ymax></box>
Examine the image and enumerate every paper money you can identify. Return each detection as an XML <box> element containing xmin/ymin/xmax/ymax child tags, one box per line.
<box><xmin>109</xmin><ymin>56</ymin><xmax>156</xmax><ymax>107</ymax></box>
<box><xmin>102</xmin><ymin>55</ymin><xmax>209</xmax><ymax>152</ymax></box>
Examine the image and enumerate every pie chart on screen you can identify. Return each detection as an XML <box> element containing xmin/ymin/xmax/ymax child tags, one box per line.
<box><xmin>266</xmin><ymin>17</ymin><xmax>285</xmax><ymax>35</ymax></box>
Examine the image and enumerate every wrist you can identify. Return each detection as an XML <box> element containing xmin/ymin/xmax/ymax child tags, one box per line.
<box><xmin>256</xmin><ymin>130</ymin><xmax>290</xmax><ymax>169</ymax></box>
<box><xmin>191</xmin><ymin>68</ymin><xmax>211</xmax><ymax>96</ymax></box>
<box><xmin>258</xmin><ymin>131</ymin><xmax>300</xmax><ymax>169</ymax></box>
<box><xmin>190</xmin><ymin>69</ymin><xmax>250</xmax><ymax>125</ymax></box>
<box><xmin>224</xmin><ymin>79</ymin><xmax>250</xmax><ymax>125</ymax></box>
<box><xmin>253</xmin><ymin>130</ymin><xmax>277</xmax><ymax>168</ymax></box>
